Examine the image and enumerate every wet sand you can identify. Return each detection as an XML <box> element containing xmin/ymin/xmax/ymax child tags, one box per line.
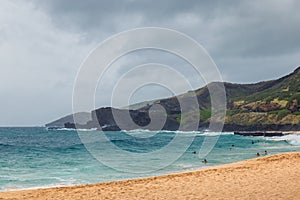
<box><xmin>1</xmin><ymin>152</ymin><xmax>299</xmax><ymax>200</ymax></box>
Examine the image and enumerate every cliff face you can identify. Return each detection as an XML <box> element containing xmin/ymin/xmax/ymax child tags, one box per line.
<box><xmin>47</xmin><ymin>67</ymin><xmax>300</xmax><ymax>131</ymax></box>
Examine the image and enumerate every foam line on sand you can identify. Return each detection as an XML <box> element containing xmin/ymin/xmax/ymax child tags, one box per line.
<box><xmin>0</xmin><ymin>152</ymin><xmax>299</xmax><ymax>200</ymax></box>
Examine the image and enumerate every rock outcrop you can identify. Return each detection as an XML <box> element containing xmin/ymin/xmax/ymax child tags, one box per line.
<box><xmin>46</xmin><ymin>67</ymin><xmax>300</xmax><ymax>131</ymax></box>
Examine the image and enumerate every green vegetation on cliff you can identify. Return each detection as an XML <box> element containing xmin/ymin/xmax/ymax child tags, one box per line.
<box><xmin>201</xmin><ymin>67</ymin><xmax>300</xmax><ymax>126</ymax></box>
<box><xmin>170</xmin><ymin>67</ymin><xmax>300</xmax><ymax>127</ymax></box>
<box><xmin>47</xmin><ymin>67</ymin><xmax>300</xmax><ymax>131</ymax></box>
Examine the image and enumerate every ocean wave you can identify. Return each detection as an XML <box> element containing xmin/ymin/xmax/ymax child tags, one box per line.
<box><xmin>121</xmin><ymin>130</ymin><xmax>234</xmax><ymax>137</ymax></box>
<box><xmin>174</xmin><ymin>163</ymin><xmax>195</xmax><ymax>169</ymax></box>
<box><xmin>120</xmin><ymin>129</ymin><xmax>159</xmax><ymax>138</ymax></box>
<box><xmin>55</xmin><ymin>128</ymin><xmax>97</xmax><ymax>132</ymax></box>
<box><xmin>0</xmin><ymin>142</ymin><xmax>84</xmax><ymax>149</ymax></box>
<box><xmin>265</xmin><ymin>134</ymin><xmax>300</xmax><ymax>146</ymax></box>
<box><xmin>121</xmin><ymin>129</ymin><xmax>154</xmax><ymax>135</ymax></box>
<box><xmin>0</xmin><ymin>143</ymin><xmax>15</xmax><ymax>148</ymax></box>
<box><xmin>1</xmin><ymin>180</ymin><xmax>78</xmax><ymax>192</ymax></box>
<box><xmin>122</xmin><ymin>129</ymin><xmax>151</xmax><ymax>133</ymax></box>
<box><xmin>201</xmin><ymin>132</ymin><xmax>234</xmax><ymax>137</ymax></box>
<box><xmin>175</xmin><ymin>130</ymin><xmax>202</xmax><ymax>134</ymax></box>
<box><xmin>122</xmin><ymin>129</ymin><xmax>202</xmax><ymax>134</ymax></box>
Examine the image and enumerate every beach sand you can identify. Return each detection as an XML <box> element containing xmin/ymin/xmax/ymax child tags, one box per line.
<box><xmin>1</xmin><ymin>152</ymin><xmax>299</xmax><ymax>200</ymax></box>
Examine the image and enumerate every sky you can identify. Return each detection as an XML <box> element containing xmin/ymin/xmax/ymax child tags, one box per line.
<box><xmin>0</xmin><ymin>0</ymin><xmax>300</xmax><ymax>126</ymax></box>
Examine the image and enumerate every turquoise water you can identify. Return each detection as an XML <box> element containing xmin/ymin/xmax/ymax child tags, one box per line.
<box><xmin>0</xmin><ymin>127</ymin><xmax>299</xmax><ymax>191</ymax></box>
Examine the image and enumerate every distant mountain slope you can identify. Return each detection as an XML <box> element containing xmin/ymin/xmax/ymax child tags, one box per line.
<box><xmin>46</xmin><ymin>67</ymin><xmax>300</xmax><ymax>131</ymax></box>
<box><xmin>230</xmin><ymin>67</ymin><xmax>300</xmax><ymax>112</ymax></box>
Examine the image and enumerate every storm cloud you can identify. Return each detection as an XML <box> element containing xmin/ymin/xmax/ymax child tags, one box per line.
<box><xmin>1</xmin><ymin>0</ymin><xmax>300</xmax><ymax>125</ymax></box>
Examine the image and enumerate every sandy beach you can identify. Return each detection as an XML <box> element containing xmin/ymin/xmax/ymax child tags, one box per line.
<box><xmin>0</xmin><ymin>152</ymin><xmax>299</xmax><ymax>200</ymax></box>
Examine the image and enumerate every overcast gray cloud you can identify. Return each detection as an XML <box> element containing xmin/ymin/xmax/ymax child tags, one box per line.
<box><xmin>0</xmin><ymin>0</ymin><xmax>300</xmax><ymax>125</ymax></box>
<box><xmin>32</xmin><ymin>0</ymin><xmax>300</xmax><ymax>79</ymax></box>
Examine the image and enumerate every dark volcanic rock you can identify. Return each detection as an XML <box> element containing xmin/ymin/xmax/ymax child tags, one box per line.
<box><xmin>222</xmin><ymin>124</ymin><xmax>300</xmax><ymax>132</ymax></box>
<box><xmin>46</xmin><ymin>67</ymin><xmax>300</xmax><ymax>132</ymax></box>
<box><xmin>46</xmin><ymin>112</ymin><xmax>91</xmax><ymax>128</ymax></box>
<box><xmin>234</xmin><ymin>131</ymin><xmax>283</xmax><ymax>137</ymax></box>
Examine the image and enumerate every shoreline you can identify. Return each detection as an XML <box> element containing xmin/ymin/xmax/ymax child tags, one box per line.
<box><xmin>46</xmin><ymin>126</ymin><xmax>300</xmax><ymax>136</ymax></box>
<box><xmin>1</xmin><ymin>152</ymin><xmax>299</xmax><ymax>199</ymax></box>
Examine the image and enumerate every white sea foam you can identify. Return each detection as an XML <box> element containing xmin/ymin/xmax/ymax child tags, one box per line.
<box><xmin>121</xmin><ymin>129</ymin><xmax>158</xmax><ymax>138</ymax></box>
<box><xmin>123</xmin><ymin>129</ymin><xmax>202</xmax><ymax>135</ymax></box>
<box><xmin>3</xmin><ymin>182</ymin><xmax>78</xmax><ymax>192</ymax></box>
<box><xmin>201</xmin><ymin>132</ymin><xmax>234</xmax><ymax>136</ymax></box>
<box><xmin>122</xmin><ymin>130</ymin><xmax>234</xmax><ymax>137</ymax></box>
<box><xmin>55</xmin><ymin>128</ymin><xmax>76</xmax><ymax>131</ymax></box>
<box><xmin>77</xmin><ymin>128</ymin><xmax>97</xmax><ymax>131</ymax></box>
<box><xmin>122</xmin><ymin>129</ymin><xmax>152</xmax><ymax>133</ymax></box>
<box><xmin>1</xmin><ymin>127</ymin><xmax>300</xmax><ymax>192</ymax></box>
<box><xmin>174</xmin><ymin>163</ymin><xmax>195</xmax><ymax>169</ymax></box>
<box><xmin>265</xmin><ymin>134</ymin><xmax>300</xmax><ymax>146</ymax></box>
<box><xmin>56</xmin><ymin>128</ymin><xmax>97</xmax><ymax>131</ymax></box>
<box><xmin>175</xmin><ymin>130</ymin><xmax>202</xmax><ymax>134</ymax></box>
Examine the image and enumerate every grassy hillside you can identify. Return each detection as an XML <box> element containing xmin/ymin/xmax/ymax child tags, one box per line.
<box><xmin>47</xmin><ymin>67</ymin><xmax>300</xmax><ymax>130</ymax></box>
<box><xmin>223</xmin><ymin>67</ymin><xmax>300</xmax><ymax>126</ymax></box>
<box><xmin>164</xmin><ymin>67</ymin><xmax>300</xmax><ymax>127</ymax></box>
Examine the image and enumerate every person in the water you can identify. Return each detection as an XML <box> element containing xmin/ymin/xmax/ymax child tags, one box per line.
<box><xmin>202</xmin><ymin>159</ymin><xmax>208</xmax><ymax>164</ymax></box>
<box><xmin>264</xmin><ymin>150</ymin><xmax>268</xmax><ymax>155</ymax></box>
<box><xmin>256</xmin><ymin>152</ymin><xmax>260</xmax><ymax>157</ymax></box>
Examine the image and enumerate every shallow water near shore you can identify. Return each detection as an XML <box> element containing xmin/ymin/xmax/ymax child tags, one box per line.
<box><xmin>0</xmin><ymin>127</ymin><xmax>299</xmax><ymax>191</ymax></box>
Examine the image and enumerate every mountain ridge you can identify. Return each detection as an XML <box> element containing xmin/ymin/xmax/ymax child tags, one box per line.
<box><xmin>46</xmin><ymin>67</ymin><xmax>300</xmax><ymax>131</ymax></box>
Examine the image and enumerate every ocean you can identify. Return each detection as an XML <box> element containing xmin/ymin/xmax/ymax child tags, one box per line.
<box><xmin>0</xmin><ymin>127</ymin><xmax>299</xmax><ymax>191</ymax></box>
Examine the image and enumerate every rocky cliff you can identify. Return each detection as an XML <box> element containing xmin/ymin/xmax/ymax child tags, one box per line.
<box><xmin>46</xmin><ymin>67</ymin><xmax>300</xmax><ymax>131</ymax></box>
